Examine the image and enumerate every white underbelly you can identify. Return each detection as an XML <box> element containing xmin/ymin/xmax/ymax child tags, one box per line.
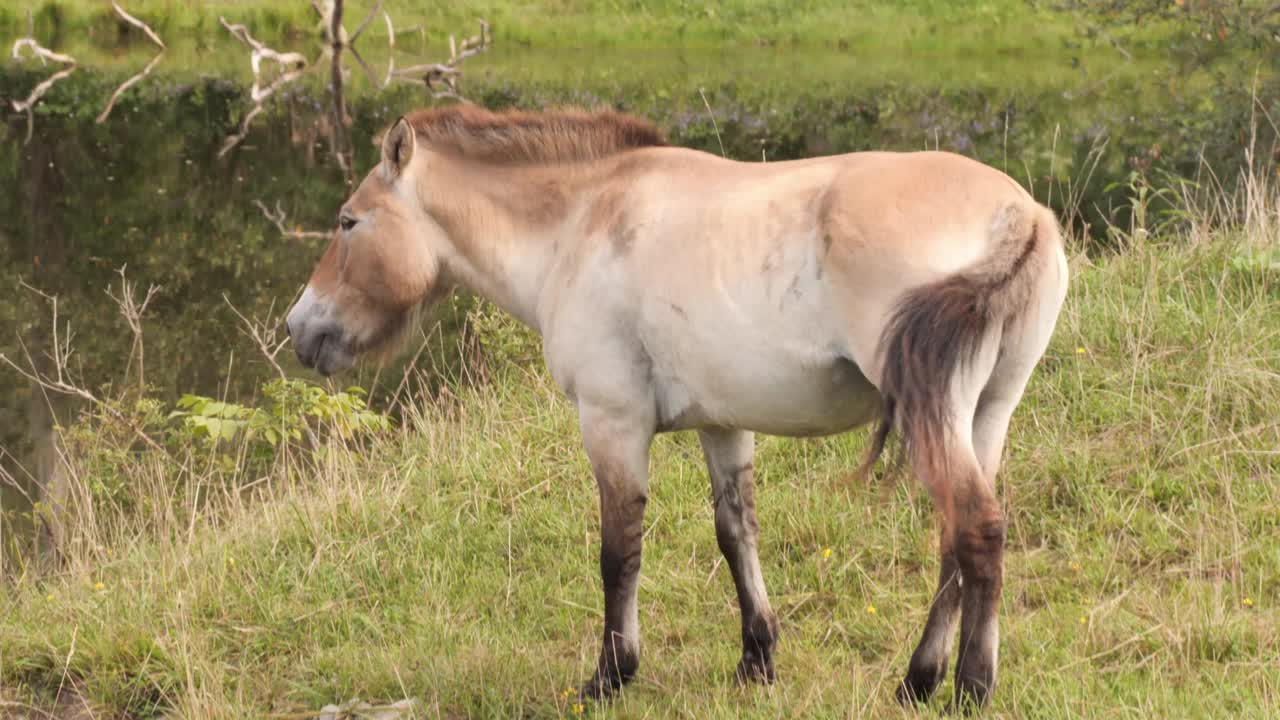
<box><xmin>653</xmin><ymin>353</ymin><xmax>881</xmax><ymax>436</ymax></box>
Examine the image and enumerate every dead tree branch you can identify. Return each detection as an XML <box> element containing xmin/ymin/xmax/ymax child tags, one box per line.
<box><xmin>381</xmin><ymin>11</ymin><xmax>395</xmax><ymax>88</ymax></box>
<box><xmin>393</xmin><ymin>19</ymin><xmax>490</xmax><ymax>101</ymax></box>
<box><xmin>97</xmin><ymin>3</ymin><xmax>166</xmax><ymax>124</ymax></box>
<box><xmin>255</xmin><ymin>200</ymin><xmax>331</xmax><ymax>239</ymax></box>
<box><xmin>110</xmin><ymin>1</ymin><xmax>165</xmax><ymax>49</ymax></box>
<box><xmin>9</xmin><ymin>38</ymin><xmax>77</xmax><ymax>144</ymax></box>
<box><xmin>328</xmin><ymin>0</ymin><xmax>354</xmax><ymax>183</ymax></box>
<box><xmin>218</xmin><ymin>16</ymin><xmax>310</xmax><ymax>157</ymax></box>
<box><xmin>349</xmin><ymin>2</ymin><xmax>382</xmax><ymax>45</ymax></box>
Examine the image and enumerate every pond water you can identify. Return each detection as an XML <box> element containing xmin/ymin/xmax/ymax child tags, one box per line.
<box><xmin>1</xmin><ymin>27</ymin><xmax>1276</xmax><ymax>559</ymax></box>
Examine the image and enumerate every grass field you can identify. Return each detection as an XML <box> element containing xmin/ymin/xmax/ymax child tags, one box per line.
<box><xmin>2</xmin><ymin>0</ymin><xmax>1157</xmax><ymax>53</ymax></box>
<box><xmin>1</xmin><ymin>172</ymin><xmax>1278</xmax><ymax>718</ymax></box>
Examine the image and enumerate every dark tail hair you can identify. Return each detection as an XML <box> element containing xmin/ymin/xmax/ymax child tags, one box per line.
<box><xmin>858</xmin><ymin>204</ymin><xmax>1049</xmax><ymax>481</ymax></box>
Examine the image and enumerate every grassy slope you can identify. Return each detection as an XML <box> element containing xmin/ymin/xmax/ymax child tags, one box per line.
<box><xmin>3</xmin><ymin>234</ymin><xmax>1278</xmax><ymax>717</ymax></box>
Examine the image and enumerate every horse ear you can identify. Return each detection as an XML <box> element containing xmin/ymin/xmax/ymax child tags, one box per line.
<box><xmin>381</xmin><ymin>117</ymin><xmax>416</xmax><ymax>180</ymax></box>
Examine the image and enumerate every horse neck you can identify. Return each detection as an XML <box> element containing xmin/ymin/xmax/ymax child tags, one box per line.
<box><xmin>422</xmin><ymin>155</ymin><xmax>606</xmax><ymax>332</ymax></box>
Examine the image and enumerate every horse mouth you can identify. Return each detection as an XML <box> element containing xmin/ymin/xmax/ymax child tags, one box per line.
<box><xmin>311</xmin><ymin>334</ymin><xmax>355</xmax><ymax>376</ymax></box>
<box><xmin>293</xmin><ymin>327</ymin><xmax>355</xmax><ymax>376</ymax></box>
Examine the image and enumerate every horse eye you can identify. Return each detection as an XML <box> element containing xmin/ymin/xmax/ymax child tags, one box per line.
<box><xmin>339</xmin><ymin>214</ymin><xmax>357</xmax><ymax>232</ymax></box>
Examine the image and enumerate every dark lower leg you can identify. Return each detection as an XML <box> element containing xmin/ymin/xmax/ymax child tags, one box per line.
<box><xmin>715</xmin><ymin>467</ymin><xmax>778</xmax><ymax>684</ymax></box>
<box><xmin>897</xmin><ymin>544</ymin><xmax>961</xmax><ymax>704</ymax></box>
<box><xmin>701</xmin><ymin>430</ymin><xmax>778</xmax><ymax>685</ymax></box>
<box><xmin>581</xmin><ymin>491</ymin><xmax>647</xmax><ymax>699</ymax></box>
<box><xmin>953</xmin><ymin>509</ymin><xmax>1006</xmax><ymax>710</ymax></box>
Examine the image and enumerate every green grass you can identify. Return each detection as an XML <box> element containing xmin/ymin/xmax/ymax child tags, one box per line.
<box><xmin>2</xmin><ymin>216</ymin><xmax>1278</xmax><ymax>717</ymax></box>
<box><xmin>1</xmin><ymin>0</ymin><xmax>1157</xmax><ymax>53</ymax></box>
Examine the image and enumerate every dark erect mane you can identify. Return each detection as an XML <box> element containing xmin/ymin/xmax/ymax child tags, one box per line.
<box><xmin>402</xmin><ymin>105</ymin><xmax>665</xmax><ymax>165</ymax></box>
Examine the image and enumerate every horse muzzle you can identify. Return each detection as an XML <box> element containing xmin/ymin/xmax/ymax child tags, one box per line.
<box><xmin>286</xmin><ymin>287</ymin><xmax>355</xmax><ymax>376</ymax></box>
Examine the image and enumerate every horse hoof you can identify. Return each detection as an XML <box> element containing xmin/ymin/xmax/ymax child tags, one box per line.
<box><xmin>896</xmin><ymin>664</ymin><xmax>945</xmax><ymax>705</ymax></box>
<box><xmin>734</xmin><ymin>656</ymin><xmax>777</xmax><ymax>686</ymax></box>
<box><xmin>579</xmin><ymin>668</ymin><xmax>626</xmax><ymax>702</ymax></box>
<box><xmin>947</xmin><ymin>679</ymin><xmax>992</xmax><ymax>715</ymax></box>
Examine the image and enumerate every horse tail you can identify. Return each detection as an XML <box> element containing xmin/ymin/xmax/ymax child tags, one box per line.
<box><xmin>858</xmin><ymin>202</ymin><xmax>1058</xmax><ymax>480</ymax></box>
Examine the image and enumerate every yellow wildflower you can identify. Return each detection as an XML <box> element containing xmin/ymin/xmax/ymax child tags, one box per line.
<box><xmin>866</xmin><ymin>604</ymin><xmax>877</xmax><ymax>615</ymax></box>
<box><xmin>1243</xmin><ymin>597</ymin><xmax>1254</xmax><ymax>608</ymax></box>
<box><xmin>823</xmin><ymin>547</ymin><xmax>832</xmax><ymax>560</ymax></box>
<box><xmin>94</xmin><ymin>582</ymin><xmax>105</xmax><ymax>592</ymax></box>
<box><xmin>1079</xmin><ymin>615</ymin><xmax>1087</xmax><ymax>625</ymax></box>
<box><xmin>47</xmin><ymin>593</ymin><xmax>55</xmax><ymax>602</ymax></box>
<box><xmin>572</xmin><ymin>702</ymin><xmax>585</xmax><ymax>715</ymax></box>
<box><xmin>1075</xmin><ymin>347</ymin><xmax>1087</xmax><ymax>355</ymax></box>
<box><xmin>561</xmin><ymin>688</ymin><xmax>574</xmax><ymax>698</ymax></box>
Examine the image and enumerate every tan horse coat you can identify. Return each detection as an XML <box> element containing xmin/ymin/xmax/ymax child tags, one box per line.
<box><xmin>285</xmin><ymin>107</ymin><xmax>1068</xmax><ymax>706</ymax></box>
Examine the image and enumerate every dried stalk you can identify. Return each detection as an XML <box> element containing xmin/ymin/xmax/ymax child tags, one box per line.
<box><xmin>223</xmin><ymin>295</ymin><xmax>291</xmax><ymax>382</ymax></box>
<box><xmin>1</xmin><ymin>285</ymin><xmax>167</xmax><ymax>456</ymax></box>
<box><xmin>104</xmin><ymin>266</ymin><xmax>160</xmax><ymax>393</ymax></box>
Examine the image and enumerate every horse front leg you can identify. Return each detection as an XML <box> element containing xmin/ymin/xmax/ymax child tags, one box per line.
<box><xmin>698</xmin><ymin>428</ymin><xmax>779</xmax><ymax>684</ymax></box>
<box><xmin>577</xmin><ymin>405</ymin><xmax>654</xmax><ymax>700</ymax></box>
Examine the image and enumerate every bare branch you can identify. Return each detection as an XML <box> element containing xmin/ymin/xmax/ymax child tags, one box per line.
<box><xmin>219</xmin><ymin>103</ymin><xmax>264</xmax><ymax>157</ymax></box>
<box><xmin>96</xmin><ymin>3</ymin><xmax>167</xmax><ymax>123</ymax></box>
<box><xmin>217</xmin><ymin>16</ymin><xmax>310</xmax><ymax>156</ymax></box>
<box><xmin>255</xmin><ymin>200</ymin><xmax>331</xmax><ymax>239</ymax></box>
<box><xmin>111</xmin><ymin>2</ymin><xmax>165</xmax><ymax>49</ymax></box>
<box><xmin>327</xmin><ymin>0</ymin><xmax>354</xmax><ymax>184</ymax></box>
<box><xmin>381</xmin><ymin>11</ymin><xmax>395</xmax><ymax>88</ymax></box>
<box><xmin>9</xmin><ymin>37</ymin><xmax>76</xmax><ymax>145</ymax></box>
<box><xmin>97</xmin><ymin>51</ymin><xmax>164</xmax><ymax>124</ymax></box>
<box><xmin>0</xmin><ymin>353</ymin><xmax>167</xmax><ymax>455</ymax></box>
<box><xmin>11</xmin><ymin>38</ymin><xmax>75</xmax><ymax>65</ymax></box>
<box><xmin>392</xmin><ymin>19</ymin><xmax>490</xmax><ymax>101</ymax></box>
<box><xmin>348</xmin><ymin>44</ymin><xmax>378</xmax><ymax>87</ymax></box>
<box><xmin>349</xmin><ymin>2</ymin><xmax>382</xmax><ymax>45</ymax></box>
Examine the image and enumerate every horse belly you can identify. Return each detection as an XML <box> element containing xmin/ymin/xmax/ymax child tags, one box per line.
<box><xmin>654</xmin><ymin>351</ymin><xmax>881</xmax><ymax>436</ymax></box>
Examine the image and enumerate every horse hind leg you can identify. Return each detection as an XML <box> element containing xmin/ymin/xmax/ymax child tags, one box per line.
<box><xmin>889</xmin><ymin>323</ymin><xmax>1007</xmax><ymax>709</ymax></box>
<box><xmin>896</xmin><ymin>425</ymin><xmax>1003</xmax><ymax>709</ymax></box>
<box><xmin>948</xmin><ymin>303</ymin><xmax>1062</xmax><ymax>708</ymax></box>
<box><xmin>905</xmin><ymin>317</ymin><xmax>1054</xmax><ymax>710</ymax></box>
<box><xmin>897</xmin><ymin>529</ymin><xmax>961</xmax><ymax>704</ymax></box>
<box><xmin>699</xmin><ymin>428</ymin><xmax>779</xmax><ymax>684</ymax></box>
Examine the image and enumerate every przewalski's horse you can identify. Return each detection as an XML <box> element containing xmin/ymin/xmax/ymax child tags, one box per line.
<box><xmin>285</xmin><ymin>106</ymin><xmax>1068</xmax><ymax>708</ymax></box>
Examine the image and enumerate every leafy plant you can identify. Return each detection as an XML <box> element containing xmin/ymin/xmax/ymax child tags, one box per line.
<box><xmin>168</xmin><ymin>379</ymin><xmax>391</xmax><ymax>453</ymax></box>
